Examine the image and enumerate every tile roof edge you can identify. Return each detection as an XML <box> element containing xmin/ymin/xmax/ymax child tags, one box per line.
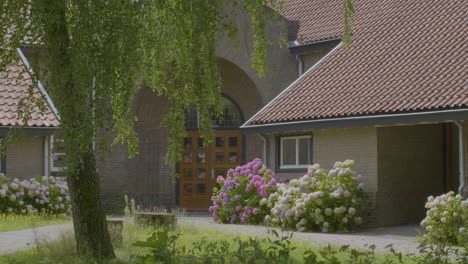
<box><xmin>241</xmin><ymin>41</ymin><xmax>343</xmax><ymax>128</ymax></box>
<box><xmin>242</xmin><ymin>108</ymin><xmax>468</xmax><ymax>134</ymax></box>
<box><xmin>16</xmin><ymin>47</ymin><xmax>60</xmax><ymax>122</ymax></box>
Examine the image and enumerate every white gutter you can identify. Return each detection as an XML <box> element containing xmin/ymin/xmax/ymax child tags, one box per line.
<box><xmin>454</xmin><ymin>121</ymin><xmax>465</xmax><ymax>195</ymax></box>
<box><xmin>242</xmin><ymin>42</ymin><xmax>343</xmax><ymax>128</ymax></box>
<box><xmin>44</xmin><ymin>136</ymin><xmax>49</xmax><ymax>176</ymax></box>
<box><xmin>241</xmin><ymin>108</ymin><xmax>468</xmax><ymax>129</ymax></box>
<box><xmin>16</xmin><ymin>48</ymin><xmax>60</xmax><ymax>120</ymax></box>
<box><xmin>295</xmin><ymin>55</ymin><xmax>304</xmax><ymax>76</ymax></box>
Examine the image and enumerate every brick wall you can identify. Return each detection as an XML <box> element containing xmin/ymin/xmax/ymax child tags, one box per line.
<box><xmin>376</xmin><ymin>124</ymin><xmax>445</xmax><ymax>226</ymax></box>
<box><xmin>267</xmin><ymin>127</ymin><xmax>378</xmax><ymax>193</ymax></box>
<box><xmin>6</xmin><ymin>135</ymin><xmax>44</xmax><ymax>179</ymax></box>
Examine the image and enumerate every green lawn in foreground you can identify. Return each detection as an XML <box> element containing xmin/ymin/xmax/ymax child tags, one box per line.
<box><xmin>0</xmin><ymin>220</ymin><xmax>461</xmax><ymax>264</ymax></box>
<box><xmin>0</xmin><ymin>214</ymin><xmax>71</xmax><ymax>232</ymax></box>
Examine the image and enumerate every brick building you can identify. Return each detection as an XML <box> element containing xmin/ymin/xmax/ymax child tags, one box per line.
<box><xmin>3</xmin><ymin>0</ymin><xmax>467</xmax><ymax>227</ymax></box>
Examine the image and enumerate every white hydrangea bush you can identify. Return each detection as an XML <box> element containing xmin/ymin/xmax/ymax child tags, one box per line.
<box><xmin>0</xmin><ymin>175</ymin><xmax>72</xmax><ymax>215</ymax></box>
<box><xmin>421</xmin><ymin>191</ymin><xmax>468</xmax><ymax>246</ymax></box>
<box><xmin>264</xmin><ymin>160</ymin><xmax>365</xmax><ymax>232</ymax></box>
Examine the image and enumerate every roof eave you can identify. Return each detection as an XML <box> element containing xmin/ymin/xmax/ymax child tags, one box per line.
<box><xmin>241</xmin><ymin>108</ymin><xmax>468</xmax><ymax>134</ymax></box>
<box><xmin>288</xmin><ymin>38</ymin><xmax>342</xmax><ymax>54</ymax></box>
<box><xmin>0</xmin><ymin>126</ymin><xmax>59</xmax><ymax>136</ymax></box>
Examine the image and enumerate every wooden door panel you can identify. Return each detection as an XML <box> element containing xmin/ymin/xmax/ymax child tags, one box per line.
<box><xmin>180</xmin><ymin>130</ymin><xmax>243</xmax><ymax>211</ymax></box>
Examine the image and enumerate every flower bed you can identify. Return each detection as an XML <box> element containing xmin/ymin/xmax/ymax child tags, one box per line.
<box><xmin>266</xmin><ymin>160</ymin><xmax>364</xmax><ymax>232</ymax></box>
<box><xmin>0</xmin><ymin>175</ymin><xmax>71</xmax><ymax>215</ymax></box>
<box><xmin>210</xmin><ymin>158</ymin><xmax>277</xmax><ymax>225</ymax></box>
<box><xmin>210</xmin><ymin>158</ymin><xmax>365</xmax><ymax>233</ymax></box>
<box><xmin>421</xmin><ymin>191</ymin><xmax>468</xmax><ymax>246</ymax></box>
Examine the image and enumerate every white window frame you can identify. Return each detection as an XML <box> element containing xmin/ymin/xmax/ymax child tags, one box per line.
<box><xmin>50</xmin><ymin>135</ymin><xmax>67</xmax><ymax>172</ymax></box>
<box><xmin>280</xmin><ymin>135</ymin><xmax>311</xmax><ymax>169</ymax></box>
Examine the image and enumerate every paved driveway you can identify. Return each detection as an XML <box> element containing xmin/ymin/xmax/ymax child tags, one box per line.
<box><xmin>179</xmin><ymin>213</ymin><xmax>425</xmax><ymax>254</ymax></box>
<box><xmin>0</xmin><ymin>213</ymin><xmax>425</xmax><ymax>256</ymax></box>
<box><xmin>0</xmin><ymin>223</ymin><xmax>72</xmax><ymax>256</ymax></box>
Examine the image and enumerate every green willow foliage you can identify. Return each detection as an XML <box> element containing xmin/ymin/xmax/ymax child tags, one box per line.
<box><xmin>0</xmin><ymin>0</ymin><xmax>354</xmax><ymax>172</ymax></box>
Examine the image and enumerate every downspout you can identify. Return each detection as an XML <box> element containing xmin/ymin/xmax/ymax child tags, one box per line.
<box><xmin>259</xmin><ymin>134</ymin><xmax>268</xmax><ymax>167</ymax></box>
<box><xmin>454</xmin><ymin>121</ymin><xmax>465</xmax><ymax>195</ymax></box>
<box><xmin>44</xmin><ymin>136</ymin><xmax>49</xmax><ymax>176</ymax></box>
<box><xmin>295</xmin><ymin>55</ymin><xmax>304</xmax><ymax>77</ymax></box>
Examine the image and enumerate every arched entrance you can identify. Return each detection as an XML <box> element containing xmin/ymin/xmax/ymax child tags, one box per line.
<box><xmin>179</xmin><ymin>96</ymin><xmax>244</xmax><ymax>210</ymax></box>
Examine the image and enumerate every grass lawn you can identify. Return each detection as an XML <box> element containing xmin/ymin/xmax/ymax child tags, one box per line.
<box><xmin>0</xmin><ymin>219</ymin><xmax>462</xmax><ymax>264</ymax></box>
<box><xmin>0</xmin><ymin>214</ymin><xmax>71</xmax><ymax>232</ymax></box>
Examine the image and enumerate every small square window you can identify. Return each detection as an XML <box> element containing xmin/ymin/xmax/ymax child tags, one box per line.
<box><xmin>184</xmin><ymin>184</ymin><xmax>192</xmax><ymax>195</ymax></box>
<box><xmin>229</xmin><ymin>136</ymin><xmax>238</xmax><ymax>147</ymax></box>
<box><xmin>215</xmin><ymin>168</ymin><xmax>226</xmax><ymax>177</ymax></box>
<box><xmin>216</xmin><ymin>152</ymin><xmax>225</xmax><ymax>163</ymax></box>
<box><xmin>197</xmin><ymin>153</ymin><xmax>206</xmax><ymax>163</ymax></box>
<box><xmin>197</xmin><ymin>184</ymin><xmax>206</xmax><ymax>194</ymax></box>
<box><xmin>229</xmin><ymin>152</ymin><xmax>238</xmax><ymax>163</ymax></box>
<box><xmin>198</xmin><ymin>137</ymin><xmax>205</xmax><ymax>147</ymax></box>
<box><xmin>280</xmin><ymin>135</ymin><xmax>311</xmax><ymax>169</ymax></box>
<box><xmin>197</xmin><ymin>168</ymin><xmax>206</xmax><ymax>179</ymax></box>
<box><xmin>183</xmin><ymin>168</ymin><xmax>192</xmax><ymax>179</ymax></box>
<box><xmin>216</xmin><ymin>137</ymin><xmax>224</xmax><ymax>147</ymax></box>
<box><xmin>184</xmin><ymin>137</ymin><xmax>192</xmax><ymax>148</ymax></box>
<box><xmin>184</xmin><ymin>152</ymin><xmax>192</xmax><ymax>163</ymax></box>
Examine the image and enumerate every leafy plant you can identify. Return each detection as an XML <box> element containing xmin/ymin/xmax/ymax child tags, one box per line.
<box><xmin>211</xmin><ymin>158</ymin><xmax>277</xmax><ymax>225</ymax></box>
<box><xmin>0</xmin><ymin>175</ymin><xmax>71</xmax><ymax>215</ymax></box>
<box><xmin>420</xmin><ymin>192</ymin><xmax>468</xmax><ymax>246</ymax></box>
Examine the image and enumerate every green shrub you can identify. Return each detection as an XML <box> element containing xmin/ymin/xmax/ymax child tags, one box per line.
<box><xmin>132</xmin><ymin>229</ymin><xmax>296</xmax><ymax>264</ymax></box>
<box><xmin>421</xmin><ymin>191</ymin><xmax>468</xmax><ymax>246</ymax></box>
<box><xmin>0</xmin><ymin>175</ymin><xmax>71</xmax><ymax>215</ymax></box>
<box><xmin>266</xmin><ymin>160</ymin><xmax>365</xmax><ymax>232</ymax></box>
<box><xmin>210</xmin><ymin>158</ymin><xmax>277</xmax><ymax>225</ymax></box>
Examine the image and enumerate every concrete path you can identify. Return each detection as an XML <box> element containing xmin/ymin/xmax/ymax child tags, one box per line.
<box><xmin>0</xmin><ymin>223</ymin><xmax>72</xmax><ymax>256</ymax></box>
<box><xmin>0</xmin><ymin>213</ymin><xmax>425</xmax><ymax>256</ymax></box>
<box><xmin>179</xmin><ymin>213</ymin><xmax>425</xmax><ymax>254</ymax></box>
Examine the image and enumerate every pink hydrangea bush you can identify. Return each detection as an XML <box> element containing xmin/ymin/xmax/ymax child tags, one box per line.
<box><xmin>420</xmin><ymin>192</ymin><xmax>468</xmax><ymax>246</ymax></box>
<box><xmin>0</xmin><ymin>175</ymin><xmax>71</xmax><ymax>215</ymax></box>
<box><xmin>265</xmin><ymin>160</ymin><xmax>365</xmax><ymax>232</ymax></box>
<box><xmin>210</xmin><ymin>158</ymin><xmax>277</xmax><ymax>225</ymax></box>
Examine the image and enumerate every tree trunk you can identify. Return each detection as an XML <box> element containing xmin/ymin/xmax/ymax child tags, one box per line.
<box><xmin>40</xmin><ymin>0</ymin><xmax>116</xmax><ymax>259</ymax></box>
<box><xmin>67</xmin><ymin>151</ymin><xmax>116</xmax><ymax>259</ymax></box>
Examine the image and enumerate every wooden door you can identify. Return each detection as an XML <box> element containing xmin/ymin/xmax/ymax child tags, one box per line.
<box><xmin>179</xmin><ymin>130</ymin><xmax>243</xmax><ymax>210</ymax></box>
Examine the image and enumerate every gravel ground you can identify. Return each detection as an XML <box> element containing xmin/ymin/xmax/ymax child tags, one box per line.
<box><xmin>179</xmin><ymin>213</ymin><xmax>425</xmax><ymax>254</ymax></box>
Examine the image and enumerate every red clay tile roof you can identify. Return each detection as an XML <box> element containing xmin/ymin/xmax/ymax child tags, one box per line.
<box><xmin>250</xmin><ymin>0</ymin><xmax>468</xmax><ymax>125</ymax></box>
<box><xmin>282</xmin><ymin>0</ymin><xmax>344</xmax><ymax>44</ymax></box>
<box><xmin>0</xmin><ymin>60</ymin><xmax>60</xmax><ymax>128</ymax></box>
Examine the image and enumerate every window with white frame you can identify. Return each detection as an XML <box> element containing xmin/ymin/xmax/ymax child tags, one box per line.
<box><xmin>280</xmin><ymin>135</ymin><xmax>311</xmax><ymax>169</ymax></box>
<box><xmin>50</xmin><ymin>136</ymin><xmax>67</xmax><ymax>172</ymax></box>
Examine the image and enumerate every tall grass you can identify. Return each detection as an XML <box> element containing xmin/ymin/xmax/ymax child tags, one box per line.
<box><xmin>0</xmin><ymin>214</ymin><xmax>70</xmax><ymax>232</ymax></box>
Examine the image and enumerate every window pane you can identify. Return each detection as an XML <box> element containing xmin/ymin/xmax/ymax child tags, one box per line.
<box><xmin>216</xmin><ymin>137</ymin><xmax>224</xmax><ymax>147</ymax></box>
<box><xmin>184</xmin><ymin>184</ymin><xmax>192</xmax><ymax>195</ymax></box>
<box><xmin>197</xmin><ymin>152</ymin><xmax>206</xmax><ymax>163</ymax></box>
<box><xmin>282</xmin><ymin>139</ymin><xmax>296</xmax><ymax>166</ymax></box>
<box><xmin>197</xmin><ymin>168</ymin><xmax>206</xmax><ymax>179</ymax></box>
<box><xmin>198</xmin><ymin>137</ymin><xmax>204</xmax><ymax>147</ymax></box>
<box><xmin>183</xmin><ymin>152</ymin><xmax>192</xmax><ymax>163</ymax></box>
<box><xmin>298</xmin><ymin>138</ymin><xmax>310</xmax><ymax>165</ymax></box>
<box><xmin>229</xmin><ymin>152</ymin><xmax>238</xmax><ymax>163</ymax></box>
<box><xmin>216</xmin><ymin>152</ymin><xmax>224</xmax><ymax>163</ymax></box>
<box><xmin>197</xmin><ymin>184</ymin><xmax>206</xmax><ymax>194</ymax></box>
<box><xmin>215</xmin><ymin>168</ymin><xmax>226</xmax><ymax>177</ymax></box>
<box><xmin>229</xmin><ymin>136</ymin><xmax>238</xmax><ymax>147</ymax></box>
<box><xmin>184</xmin><ymin>137</ymin><xmax>192</xmax><ymax>148</ymax></box>
<box><xmin>183</xmin><ymin>168</ymin><xmax>192</xmax><ymax>179</ymax></box>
